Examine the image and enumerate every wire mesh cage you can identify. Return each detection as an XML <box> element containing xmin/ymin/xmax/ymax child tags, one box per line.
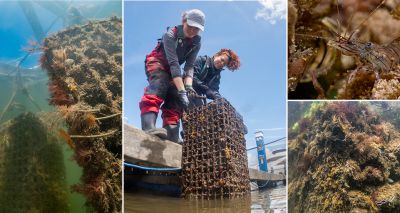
<box><xmin>181</xmin><ymin>98</ymin><xmax>250</xmax><ymax>199</ymax></box>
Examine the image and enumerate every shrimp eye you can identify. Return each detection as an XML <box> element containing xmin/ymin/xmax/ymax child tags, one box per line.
<box><xmin>366</xmin><ymin>42</ymin><xmax>372</xmax><ymax>48</ymax></box>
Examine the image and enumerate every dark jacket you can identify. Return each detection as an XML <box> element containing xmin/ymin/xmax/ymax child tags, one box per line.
<box><xmin>146</xmin><ymin>25</ymin><xmax>201</xmax><ymax>78</ymax></box>
<box><xmin>191</xmin><ymin>55</ymin><xmax>222</xmax><ymax>98</ymax></box>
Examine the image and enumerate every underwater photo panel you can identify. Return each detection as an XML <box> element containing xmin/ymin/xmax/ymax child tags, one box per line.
<box><xmin>0</xmin><ymin>1</ymin><xmax>122</xmax><ymax>212</ymax></box>
<box><xmin>288</xmin><ymin>101</ymin><xmax>400</xmax><ymax>212</ymax></box>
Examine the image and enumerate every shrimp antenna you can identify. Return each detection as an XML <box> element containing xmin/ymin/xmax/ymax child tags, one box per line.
<box><xmin>335</xmin><ymin>0</ymin><xmax>342</xmax><ymax>37</ymax></box>
<box><xmin>295</xmin><ymin>33</ymin><xmax>331</xmax><ymax>41</ymax></box>
<box><xmin>327</xmin><ymin>27</ymin><xmax>341</xmax><ymax>39</ymax></box>
<box><xmin>344</xmin><ymin>10</ymin><xmax>355</xmax><ymax>39</ymax></box>
<box><xmin>348</xmin><ymin>0</ymin><xmax>386</xmax><ymax>41</ymax></box>
<box><xmin>321</xmin><ymin>17</ymin><xmax>341</xmax><ymax>38</ymax></box>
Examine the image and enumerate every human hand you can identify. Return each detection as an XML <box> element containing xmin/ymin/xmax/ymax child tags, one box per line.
<box><xmin>185</xmin><ymin>85</ymin><xmax>197</xmax><ymax>96</ymax></box>
<box><xmin>205</xmin><ymin>89</ymin><xmax>222</xmax><ymax>100</ymax></box>
<box><xmin>177</xmin><ymin>90</ymin><xmax>190</xmax><ymax>110</ymax></box>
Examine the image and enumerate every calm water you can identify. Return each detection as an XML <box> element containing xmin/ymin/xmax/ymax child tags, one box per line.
<box><xmin>124</xmin><ymin>185</ymin><xmax>286</xmax><ymax>213</ymax></box>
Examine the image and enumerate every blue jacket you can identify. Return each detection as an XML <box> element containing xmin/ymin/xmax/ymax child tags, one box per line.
<box><xmin>191</xmin><ymin>55</ymin><xmax>222</xmax><ymax>97</ymax></box>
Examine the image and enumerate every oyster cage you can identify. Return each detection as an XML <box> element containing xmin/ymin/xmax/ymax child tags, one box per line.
<box><xmin>181</xmin><ymin>98</ymin><xmax>250</xmax><ymax>199</ymax></box>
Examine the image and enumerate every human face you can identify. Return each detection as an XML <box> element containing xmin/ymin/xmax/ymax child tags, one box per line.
<box><xmin>213</xmin><ymin>54</ymin><xmax>229</xmax><ymax>70</ymax></box>
<box><xmin>183</xmin><ymin>21</ymin><xmax>200</xmax><ymax>38</ymax></box>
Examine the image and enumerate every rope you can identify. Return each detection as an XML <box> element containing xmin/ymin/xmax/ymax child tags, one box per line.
<box><xmin>124</xmin><ymin>162</ymin><xmax>181</xmax><ymax>172</ymax></box>
<box><xmin>250</xmin><ymin>175</ymin><xmax>271</xmax><ymax>191</ymax></box>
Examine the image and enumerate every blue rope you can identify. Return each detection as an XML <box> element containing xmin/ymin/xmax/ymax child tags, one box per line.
<box><xmin>124</xmin><ymin>162</ymin><xmax>182</xmax><ymax>172</ymax></box>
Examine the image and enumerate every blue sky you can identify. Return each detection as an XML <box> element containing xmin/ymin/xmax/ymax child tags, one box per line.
<box><xmin>124</xmin><ymin>1</ymin><xmax>287</xmax><ymax>167</ymax></box>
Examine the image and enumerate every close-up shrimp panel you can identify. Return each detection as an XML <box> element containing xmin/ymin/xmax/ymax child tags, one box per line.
<box><xmin>288</xmin><ymin>0</ymin><xmax>400</xmax><ymax>99</ymax></box>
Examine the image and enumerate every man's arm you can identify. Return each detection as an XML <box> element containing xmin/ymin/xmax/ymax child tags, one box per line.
<box><xmin>206</xmin><ymin>74</ymin><xmax>221</xmax><ymax>99</ymax></box>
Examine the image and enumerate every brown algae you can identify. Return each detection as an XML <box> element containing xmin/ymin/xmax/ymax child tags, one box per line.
<box><xmin>40</xmin><ymin>17</ymin><xmax>122</xmax><ymax>212</ymax></box>
<box><xmin>0</xmin><ymin>112</ymin><xmax>69</xmax><ymax>212</ymax></box>
<box><xmin>288</xmin><ymin>102</ymin><xmax>400</xmax><ymax>212</ymax></box>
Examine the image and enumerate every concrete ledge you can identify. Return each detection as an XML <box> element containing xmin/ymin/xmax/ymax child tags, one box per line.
<box><xmin>249</xmin><ymin>168</ymin><xmax>285</xmax><ymax>181</ymax></box>
<box><xmin>124</xmin><ymin>124</ymin><xmax>182</xmax><ymax>168</ymax></box>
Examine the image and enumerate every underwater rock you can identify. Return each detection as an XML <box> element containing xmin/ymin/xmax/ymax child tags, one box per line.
<box><xmin>0</xmin><ymin>112</ymin><xmax>68</xmax><ymax>212</ymax></box>
<box><xmin>289</xmin><ymin>102</ymin><xmax>400</xmax><ymax>212</ymax></box>
<box><xmin>41</xmin><ymin>17</ymin><xmax>122</xmax><ymax>212</ymax></box>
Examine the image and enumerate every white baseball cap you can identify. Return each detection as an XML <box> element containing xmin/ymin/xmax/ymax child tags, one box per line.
<box><xmin>184</xmin><ymin>9</ymin><xmax>205</xmax><ymax>31</ymax></box>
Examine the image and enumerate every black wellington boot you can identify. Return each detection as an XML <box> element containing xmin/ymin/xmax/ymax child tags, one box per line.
<box><xmin>141</xmin><ymin>112</ymin><xmax>167</xmax><ymax>139</ymax></box>
<box><xmin>164</xmin><ymin>124</ymin><xmax>182</xmax><ymax>144</ymax></box>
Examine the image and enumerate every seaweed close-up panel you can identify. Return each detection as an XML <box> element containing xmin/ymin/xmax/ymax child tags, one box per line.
<box><xmin>288</xmin><ymin>101</ymin><xmax>400</xmax><ymax>212</ymax></box>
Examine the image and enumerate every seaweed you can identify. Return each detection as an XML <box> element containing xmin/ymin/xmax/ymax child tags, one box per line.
<box><xmin>41</xmin><ymin>17</ymin><xmax>122</xmax><ymax>212</ymax></box>
<box><xmin>0</xmin><ymin>112</ymin><xmax>69</xmax><ymax>212</ymax></box>
<box><xmin>289</xmin><ymin>102</ymin><xmax>400</xmax><ymax>212</ymax></box>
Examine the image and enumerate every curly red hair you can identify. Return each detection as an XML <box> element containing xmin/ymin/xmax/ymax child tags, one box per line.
<box><xmin>215</xmin><ymin>48</ymin><xmax>240</xmax><ymax>71</ymax></box>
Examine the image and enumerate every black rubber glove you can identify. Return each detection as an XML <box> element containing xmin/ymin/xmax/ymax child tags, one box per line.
<box><xmin>185</xmin><ymin>85</ymin><xmax>197</xmax><ymax>95</ymax></box>
<box><xmin>177</xmin><ymin>90</ymin><xmax>189</xmax><ymax>110</ymax></box>
<box><xmin>198</xmin><ymin>84</ymin><xmax>209</xmax><ymax>91</ymax></box>
<box><xmin>205</xmin><ymin>89</ymin><xmax>222</xmax><ymax>100</ymax></box>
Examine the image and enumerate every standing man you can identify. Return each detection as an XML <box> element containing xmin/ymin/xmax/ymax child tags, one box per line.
<box><xmin>139</xmin><ymin>9</ymin><xmax>205</xmax><ymax>142</ymax></box>
<box><xmin>188</xmin><ymin>48</ymin><xmax>241</xmax><ymax>106</ymax></box>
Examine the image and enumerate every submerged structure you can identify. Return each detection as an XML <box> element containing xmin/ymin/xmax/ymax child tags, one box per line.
<box><xmin>0</xmin><ymin>112</ymin><xmax>68</xmax><ymax>212</ymax></box>
<box><xmin>40</xmin><ymin>17</ymin><xmax>122</xmax><ymax>212</ymax></box>
<box><xmin>181</xmin><ymin>98</ymin><xmax>250</xmax><ymax>199</ymax></box>
<box><xmin>288</xmin><ymin>102</ymin><xmax>400</xmax><ymax>212</ymax></box>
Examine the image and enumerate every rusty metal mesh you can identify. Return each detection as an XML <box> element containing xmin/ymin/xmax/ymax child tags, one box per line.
<box><xmin>181</xmin><ymin>98</ymin><xmax>250</xmax><ymax>199</ymax></box>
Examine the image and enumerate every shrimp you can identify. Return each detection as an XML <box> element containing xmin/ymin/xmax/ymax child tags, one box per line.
<box><xmin>289</xmin><ymin>0</ymin><xmax>400</xmax><ymax>99</ymax></box>
<box><xmin>327</xmin><ymin>36</ymin><xmax>400</xmax><ymax>79</ymax></box>
<box><xmin>326</xmin><ymin>0</ymin><xmax>400</xmax><ymax>79</ymax></box>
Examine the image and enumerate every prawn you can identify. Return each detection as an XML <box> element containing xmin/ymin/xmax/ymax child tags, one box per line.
<box><xmin>327</xmin><ymin>0</ymin><xmax>400</xmax><ymax>80</ymax></box>
<box><xmin>290</xmin><ymin>0</ymin><xmax>400</xmax><ymax>98</ymax></box>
